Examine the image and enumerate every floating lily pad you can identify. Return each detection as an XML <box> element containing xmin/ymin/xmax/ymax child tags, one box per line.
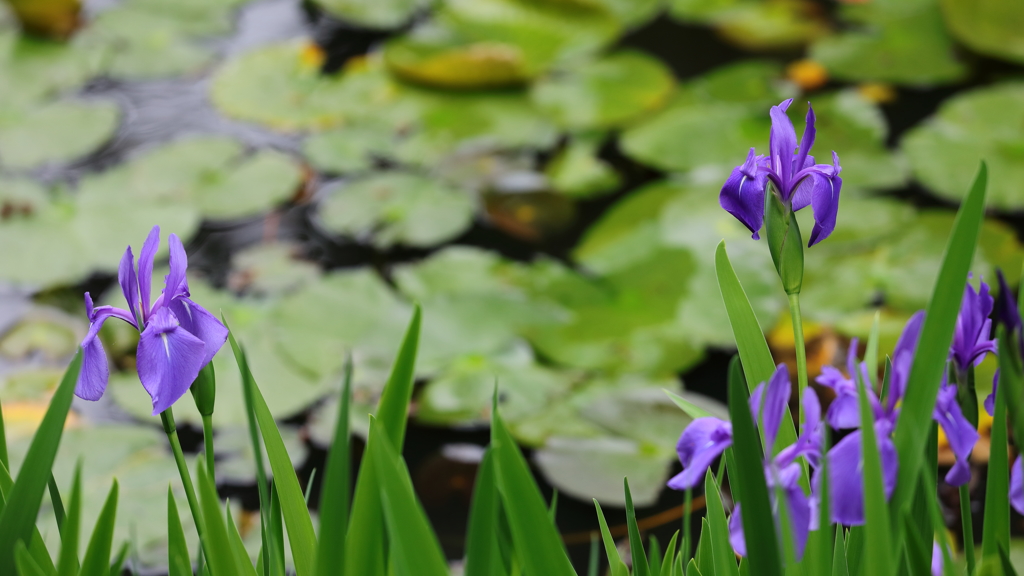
<box><xmin>900</xmin><ymin>82</ymin><xmax>1024</xmax><ymax>210</ymax></box>
<box><xmin>940</xmin><ymin>0</ymin><xmax>1024</xmax><ymax>65</ymax></box>
<box><xmin>216</xmin><ymin>425</ymin><xmax>308</xmax><ymax>484</ymax></box>
<box><xmin>534</xmin><ymin>436</ymin><xmax>672</xmax><ymax>505</ymax></box>
<box><xmin>303</xmin><ymin>122</ymin><xmax>395</xmax><ymax>174</ymax></box>
<box><xmin>78</xmin><ymin>136</ymin><xmax>302</xmax><ymax>220</ymax></box>
<box><xmin>809</xmin><ymin>0</ymin><xmax>966</xmax><ymax>85</ymax></box>
<box><xmin>0</xmin><ymin>28</ymin><xmax>98</xmax><ymax>107</ymax></box>
<box><xmin>0</xmin><ymin>98</ymin><xmax>119</xmax><ymax>170</ymax></box>
<box><xmin>314</xmin><ymin>0</ymin><xmax>424</xmax><ymax>28</ymax></box>
<box><xmin>0</xmin><ymin>306</ymin><xmax>85</xmax><ymax>360</ymax></box>
<box><xmin>669</xmin><ymin>0</ymin><xmax>829</xmax><ymax>49</ymax></box>
<box><xmin>226</xmin><ymin>242</ymin><xmax>321</xmax><ymax>297</ymax></box>
<box><xmin>439</xmin><ymin>0</ymin><xmax>621</xmax><ymax>72</ymax></box>
<box><xmin>544</xmin><ymin>135</ymin><xmax>620</xmax><ymax>198</ymax></box>
<box><xmin>531</xmin><ymin>50</ymin><xmax>675</xmax><ymax>130</ymax></box>
<box><xmin>385</xmin><ymin>26</ymin><xmax>531</xmax><ymax>89</ymax></box>
<box><xmin>317</xmin><ymin>173</ymin><xmax>476</xmax><ymax>248</ymax></box>
<box><xmin>596</xmin><ymin>0</ymin><xmax>665</xmax><ymax>27</ymax></box>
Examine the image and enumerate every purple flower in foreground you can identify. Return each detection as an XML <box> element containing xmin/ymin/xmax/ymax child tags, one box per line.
<box><xmin>76</xmin><ymin>226</ymin><xmax>228</xmax><ymax>415</ymax></box>
<box><xmin>719</xmin><ymin>99</ymin><xmax>843</xmax><ymax>246</ymax></box>
<box><xmin>933</xmin><ymin>379</ymin><xmax>978</xmax><ymax>486</ymax></box>
<box><xmin>816</xmin><ymin>338</ymin><xmax>879</xmax><ymax>430</ymax></box>
<box><xmin>985</xmin><ymin>370</ymin><xmax>999</xmax><ymax>417</ymax></box>
<box><xmin>951</xmin><ymin>278</ymin><xmax>997</xmax><ymax>374</ymax></box>
<box><xmin>726</xmin><ymin>368</ymin><xmax>822</xmax><ymax>560</ymax></box>
<box><xmin>1012</xmin><ymin>456</ymin><xmax>1024</xmax><ymax>515</ymax></box>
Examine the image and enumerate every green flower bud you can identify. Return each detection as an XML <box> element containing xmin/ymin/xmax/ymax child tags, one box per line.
<box><xmin>765</xmin><ymin>191</ymin><xmax>804</xmax><ymax>295</ymax></box>
<box><xmin>190</xmin><ymin>362</ymin><xmax>216</xmax><ymax>417</ymax></box>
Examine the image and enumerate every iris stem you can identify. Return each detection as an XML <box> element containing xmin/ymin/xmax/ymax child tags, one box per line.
<box><xmin>160</xmin><ymin>407</ymin><xmax>208</xmax><ymax>562</ymax></box>
<box><xmin>683</xmin><ymin>488</ymin><xmax>693</xmax><ymax>563</ymax></box>
<box><xmin>787</xmin><ymin>293</ymin><xmax>809</xmax><ymax>402</ymax></box>
<box><xmin>960</xmin><ymin>483</ymin><xmax>975</xmax><ymax>574</ymax></box>
<box><xmin>202</xmin><ymin>414</ymin><xmax>215</xmax><ymax>480</ymax></box>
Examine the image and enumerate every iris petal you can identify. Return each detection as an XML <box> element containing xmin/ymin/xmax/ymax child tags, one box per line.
<box><xmin>118</xmin><ymin>247</ymin><xmax>140</xmax><ymax>323</ymax></box>
<box><xmin>720</xmin><ymin>149</ymin><xmax>768</xmax><ymax>239</ymax></box>
<box><xmin>667</xmin><ymin>417</ymin><xmax>733</xmax><ymax>490</ymax></box>
<box><xmin>167</xmin><ymin>297</ymin><xmax>229</xmax><ymax>366</ymax></box>
<box><xmin>138</xmin><ymin>226</ymin><xmax>160</xmax><ymax>322</ymax></box>
<box><xmin>137</xmin><ymin>307</ymin><xmax>206</xmax><ymax>415</ymax></box>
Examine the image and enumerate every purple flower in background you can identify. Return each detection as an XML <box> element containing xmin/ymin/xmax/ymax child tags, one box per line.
<box><xmin>719</xmin><ymin>98</ymin><xmax>843</xmax><ymax>246</ymax></box>
<box><xmin>726</xmin><ymin>368</ymin><xmax>822</xmax><ymax>560</ymax></box>
<box><xmin>985</xmin><ymin>370</ymin><xmax>999</xmax><ymax>417</ymax></box>
<box><xmin>76</xmin><ymin>226</ymin><xmax>228</xmax><ymax>415</ymax></box>
<box><xmin>1012</xmin><ymin>456</ymin><xmax>1024</xmax><ymax>515</ymax></box>
<box><xmin>666</xmin><ymin>417</ymin><xmax>733</xmax><ymax>490</ymax></box>
<box><xmin>933</xmin><ymin>380</ymin><xmax>978</xmax><ymax>486</ymax></box>
<box><xmin>816</xmin><ymin>338</ymin><xmax>880</xmax><ymax>429</ymax></box>
<box><xmin>950</xmin><ymin>278</ymin><xmax>997</xmax><ymax>374</ymax></box>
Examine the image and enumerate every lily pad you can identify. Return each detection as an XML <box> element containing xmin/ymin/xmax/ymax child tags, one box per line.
<box><xmin>534</xmin><ymin>436</ymin><xmax>672</xmax><ymax>505</ymax></box>
<box><xmin>531</xmin><ymin>50</ymin><xmax>676</xmax><ymax>130</ymax></box>
<box><xmin>0</xmin><ymin>28</ymin><xmax>98</xmax><ymax>107</ymax></box>
<box><xmin>0</xmin><ymin>98</ymin><xmax>119</xmax><ymax>170</ymax></box>
<box><xmin>78</xmin><ymin>136</ymin><xmax>302</xmax><ymax>220</ymax></box>
<box><xmin>226</xmin><ymin>242</ymin><xmax>321</xmax><ymax>297</ymax></box>
<box><xmin>385</xmin><ymin>26</ymin><xmax>531</xmax><ymax>89</ymax></box>
<box><xmin>0</xmin><ymin>306</ymin><xmax>85</xmax><ymax>361</ymax></box>
<box><xmin>808</xmin><ymin>0</ymin><xmax>966</xmax><ymax>86</ymax></box>
<box><xmin>669</xmin><ymin>0</ymin><xmax>829</xmax><ymax>49</ymax></box>
<box><xmin>303</xmin><ymin>122</ymin><xmax>395</xmax><ymax>174</ymax></box>
<box><xmin>940</xmin><ymin>0</ymin><xmax>1024</xmax><ymax>65</ymax></box>
<box><xmin>216</xmin><ymin>425</ymin><xmax>308</xmax><ymax>484</ymax></box>
<box><xmin>544</xmin><ymin>135</ymin><xmax>620</xmax><ymax>198</ymax></box>
<box><xmin>313</xmin><ymin>0</ymin><xmax>425</xmax><ymax>29</ymax></box>
<box><xmin>316</xmin><ymin>173</ymin><xmax>476</xmax><ymax>248</ymax></box>
<box><xmin>900</xmin><ymin>82</ymin><xmax>1024</xmax><ymax>210</ymax></box>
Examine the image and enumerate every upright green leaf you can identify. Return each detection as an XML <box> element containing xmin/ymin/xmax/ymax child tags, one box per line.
<box><xmin>846</xmin><ymin>527</ymin><xmax>864</xmax><ymax>576</ymax></box>
<box><xmin>625</xmin><ymin>478</ymin><xmax>652</xmax><ymax>576</ymax></box>
<box><xmin>715</xmin><ymin>242</ymin><xmax>775</xmax><ymax>390</ymax></box>
<box><xmin>660</xmin><ymin>531</ymin><xmax>680</xmax><ymax>576</ymax></box>
<box><xmin>832</xmin><ymin>529</ymin><xmax>849</xmax><ymax>576</ymax></box>
<box><xmin>998</xmin><ymin>544</ymin><xmax>1019</xmax><ymax>576</ymax></box>
<box><xmin>857</xmin><ymin>374</ymin><xmax>894</xmax><ymax>575</ymax></box>
<box><xmin>79</xmin><ymin>481</ymin><xmax>118</xmax><ymax>576</ymax></box>
<box><xmin>900</xmin><ymin>511</ymin><xmax>930</xmax><ymax>576</ymax></box>
<box><xmin>695</xmin><ymin>519</ymin><xmax>714</xmax><ymax>576</ymax></box>
<box><xmin>56</xmin><ymin>466</ymin><xmax>82</xmax><ymax>576</ymax></box>
<box><xmin>982</xmin><ymin>358</ymin><xmax>1011</xmax><ymax>559</ymax></box>
<box><xmin>726</xmin><ymin>362</ymin><xmax>782</xmax><ymax>576</ymax></box>
<box><xmin>109</xmin><ymin>543</ymin><xmax>128</xmax><ymax>576</ymax></box>
<box><xmin>369</xmin><ymin>419</ymin><xmax>449</xmax><ymax>576</ymax></box>
<box><xmin>0</xmin><ymin>351</ymin><xmax>81</xmax><ymax>575</ymax></box>
<box><xmin>168</xmin><ymin>487</ymin><xmax>190</xmax><ymax>576</ymax></box>
<box><xmin>267</xmin><ymin>483</ymin><xmax>284</xmax><ymax>576</ymax></box>
<box><xmin>47</xmin><ymin>475</ymin><xmax>65</xmax><ymax>534</ymax></box>
<box><xmin>703</xmin><ymin>471</ymin><xmax>739</xmax><ymax>576</ymax></box>
<box><xmin>0</xmin><ymin>461</ymin><xmax>55</xmax><ymax>575</ymax></box>
<box><xmin>465</xmin><ymin>450</ymin><xmax>505</xmax><ymax>576</ymax></box>
<box><xmin>891</xmin><ymin>163</ymin><xmax>987</xmax><ymax>524</ymax></box>
<box><xmin>687</xmin><ymin>558</ymin><xmax>703</xmax><ymax>576</ymax></box>
<box><xmin>490</xmin><ymin>401</ymin><xmax>575</xmax><ymax>576</ymax></box>
<box><xmin>316</xmin><ymin>357</ymin><xmax>353</xmax><ymax>576</ymax></box>
<box><xmin>226</xmin><ymin>502</ymin><xmax>259</xmax><ymax>576</ymax></box>
<box><xmin>196</xmin><ymin>460</ymin><xmax>243</xmax><ymax>576</ymax></box>
<box><xmin>15</xmin><ymin>541</ymin><xmax>46</xmax><ymax>576</ymax></box>
<box><xmin>594</xmin><ymin>500</ymin><xmax>628</xmax><ymax>576</ymax></box>
<box><xmin>375</xmin><ymin>305</ymin><xmax>421</xmax><ymax>452</ymax></box>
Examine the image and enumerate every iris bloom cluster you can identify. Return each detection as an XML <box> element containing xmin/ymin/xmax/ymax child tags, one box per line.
<box><xmin>75</xmin><ymin>226</ymin><xmax>228</xmax><ymax>415</ymax></box>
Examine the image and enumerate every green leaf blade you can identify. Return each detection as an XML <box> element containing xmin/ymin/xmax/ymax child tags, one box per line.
<box><xmin>315</xmin><ymin>358</ymin><xmax>353</xmax><ymax>576</ymax></box>
<box><xmin>79</xmin><ymin>480</ymin><xmax>119</xmax><ymax>576</ymax></box>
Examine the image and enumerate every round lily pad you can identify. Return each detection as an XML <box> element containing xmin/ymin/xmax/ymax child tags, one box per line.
<box><xmin>226</xmin><ymin>242</ymin><xmax>321</xmax><ymax>297</ymax></box>
<box><xmin>0</xmin><ymin>306</ymin><xmax>85</xmax><ymax>361</ymax></box>
<box><xmin>314</xmin><ymin>0</ymin><xmax>425</xmax><ymax>29</ymax></box>
<box><xmin>900</xmin><ymin>82</ymin><xmax>1024</xmax><ymax>210</ymax></box>
<box><xmin>385</xmin><ymin>27</ymin><xmax>531</xmax><ymax>89</ymax></box>
<box><xmin>530</xmin><ymin>50</ymin><xmax>676</xmax><ymax>130</ymax></box>
<box><xmin>809</xmin><ymin>0</ymin><xmax>966</xmax><ymax>85</ymax></box>
<box><xmin>78</xmin><ymin>136</ymin><xmax>302</xmax><ymax>221</ymax></box>
<box><xmin>316</xmin><ymin>173</ymin><xmax>476</xmax><ymax>248</ymax></box>
<box><xmin>669</xmin><ymin>0</ymin><xmax>829</xmax><ymax>49</ymax></box>
<box><xmin>940</xmin><ymin>0</ymin><xmax>1024</xmax><ymax>65</ymax></box>
<box><xmin>303</xmin><ymin>122</ymin><xmax>395</xmax><ymax>174</ymax></box>
<box><xmin>0</xmin><ymin>28</ymin><xmax>98</xmax><ymax>107</ymax></box>
<box><xmin>544</xmin><ymin>135</ymin><xmax>620</xmax><ymax>198</ymax></box>
<box><xmin>0</xmin><ymin>98</ymin><xmax>119</xmax><ymax>170</ymax></box>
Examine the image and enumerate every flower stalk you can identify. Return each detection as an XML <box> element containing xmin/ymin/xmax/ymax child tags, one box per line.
<box><xmin>159</xmin><ymin>407</ymin><xmax>208</xmax><ymax>562</ymax></box>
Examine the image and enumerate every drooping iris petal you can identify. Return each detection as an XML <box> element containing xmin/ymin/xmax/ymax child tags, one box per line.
<box><xmin>806</xmin><ymin>156</ymin><xmax>842</xmax><ymax>247</ymax></box>
<box><xmin>720</xmin><ymin>149</ymin><xmax>769</xmax><ymax>239</ymax></box>
<box><xmin>776</xmin><ymin>387</ymin><xmax>823</xmax><ymax>469</ymax></box>
<box><xmin>667</xmin><ymin>417</ymin><xmax>733</xmax><ymax>490</ymax></box>
<box><xmin>74</xmin><ymin>301</ymin><xmax>138</xmax><ymax>400</ymax></box>
<box><xmin>118</xmin><ymin>247</ymin><xmax>140</xmax><ymax>324</ymax></box>
<box><xmin>888</xmin><ymin>311</ymin><xmax>926</xmax><ymax>411</ymax></box>
<box><xmin>137</xmin><ymin>307</ymin><xmax>206</xmax><ymax>415</ymax></box>
<box><xmin>768</xmin><ymin>98</ymin><xmax>797</xmax><ymax>193</ymax></box>
<box><xmin>985</xmin><ymin>370</ymin><xmax>999</xmax><ymax>417</ymax></box>
<box><xmin>1012</xmin><ymin>456</ymin><xmax>1024</xmax><ymax>515</ymax></box>
<box><xmin>826</xmin><ymin>430</ymin><xmax>899</xmax><ymax>525</ymax></box>
<box><xmin>728</xmin><ymin>504</ymin><xmax>746</xmax><ymax>557</ymax></box>
<box><xmin>138</xmin><ymin>226</ymin><xmax>161</xmax><ymax>323</ymax></box>
<box><xmin>951</xmin><ymin>279</ymin><xmax>997</xmax><ymax>373</ymax></box>
<box><xmin>759</xmin><ymin>365</ymin><xmax>791</xmax><ymax>449</ymax></box>
<box><xmin>167</xmin><ymin>297</ymin><xmax>229</xmax><ymax>366</ymax></box>
<box><xmin>785</xmin><ymin>483</ymin><xmax>812</xmax><ymax>559</ymax></box>
<box><xmin>933</xmin><ymin>383</ymin><xmax>979</xmax><ymax>486</ymax></box>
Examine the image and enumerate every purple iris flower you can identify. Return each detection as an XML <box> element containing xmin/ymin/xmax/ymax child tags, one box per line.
<box><xmin>933</xmin><ymin>378</ymin><xmax>978</xmax><ymax>486</ymax></box>
<box><xmin>950</xmin><ymin>278</ymin><xmax>997</xmax><ymax>374</ymax></box>
<box><xmin>719</xmin><ymin>99</ymin><xmax>843</xmax><ymax>246</ymax></box>
<box><xmin>985</xmin><ymin>370</ymin><xmax>999</xmax><ymax>417</ymax></box>
<box><xmin>728</xmin><ymin>376</ymin><xmax>822</xmax><ymax>560</ymax></box>
<box><xmin>75</xmin><ymin>226</ymin><xmax>228</xmax><ymax>415</ymax></box>
<box><xmin>816</xmin><ymin>338</ymin><xmax>880</xmax><ymax>430</ymax></box>
<box><xmin>1012</xmin><ymin>456</ymin><xmax>1024</xmax><ymax>515</ymax></box>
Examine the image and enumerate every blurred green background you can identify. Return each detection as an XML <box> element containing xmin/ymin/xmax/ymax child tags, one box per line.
<box><xmin>0</xmin><ymin>0</ymin><xmax>1023</xmax><ymax>569</ymax></box>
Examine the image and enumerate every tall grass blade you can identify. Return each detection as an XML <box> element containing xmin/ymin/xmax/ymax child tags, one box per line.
<box><xmin>660</xmin><ymin>531</ymin><xmax>680</xmax><ymax>576</ymax></box>
<box><xmin>695</xmin><ymin>519</ymin><xmax>713</xmax><ymax>576</ymax></box>
<box><xmin>57</xmin><ymin>465</ymin><xmax>82</xmax><ymax>576</ymax></box>
<box><xmin>196</xmin><ymin>460</ymin><xmax>243</xmax><ymax>576</ymax></box>
<box><xmin>315</xmin><ymin>357</ymin><xmax>353</xmax><ymax>576</ymax></box>
<box><xmin>80</xmin><ymin>480</ymin><xmax>118</xmax><ymax>576</ymax></box>
<box><xmin>490</xmin><ymin>397</ymin><xmax>575</xmax><ymax>576</ymax></box>
<box><xmin>15</xmin><ymin>541</ymin><xmax>46</xmax><ymax>576</ymax></box>
<box><xmin>167</xmin><ymin>487</ymin><xmax>190</xmax><ymax>576</ymax></box>
<box><xmin>47</xmin><ymin>475</ymin><xmax>65</xmax><ymax>534</ymax></box>
<box><xmin>664</xmin><ymin>390</ymin><xmax>714</xmax><ymax>419</ymax></box>
<box><xmin>831</xmin><ymin>529</ymin><xmax>848</xmax><ymax>576</ymax></box>
<box><xmin>0</xmin><ymin>351</ymin><xmax>81</xmax><ymax>575</ymax></box>
<box><xmin>703</xmin><ymin>471</ymin><xmax>739</xmax><ymax>576</ymax></box>
<box><xmin>375</xmin><ymin>305</ymin><xmax>421</xmax><ymax>452</ymax></box>
<box><xmin>998</xmin><ymin>544</ymin><xmax>1019</xmax><ymax>576</ymax></box>
<box><xmin>857</xmin><ymin>373</ymin><xmax>893</xmax><ymax>575</ymax></box>
<box><xmin>687</xmin><ymin>558</ymin><xmax>702</xmax><ymax>576</ymax></box>
<box><xmin>465</xmin><ymin>450</ymin><xmax>505</xmax><ymax>576</ymax></box>
<box><xmin>0</xmin><ymin>460</ymin><xmax>55</xmax><ymax>574</ymax></box>
<box><xmin>368</xmin><ymin>419</ymin><xmax>449</xmax><ymax>576</ymax></box>
<box><xmin>846</xmin><ymin>526</ymin><xmax>864</xmax><ymax>576</ymax></box>
<box><xmin>715</xmin><ymin>241</ymin><xmax>775</xmax><ymax>389</ymax></box>
<box><xmin>109</xmin><ymin>542</ymin><xmax>128</xmax><ymax>576</ymax></box>
<box><xmin>891</xmin><ymin>162</ymin><xmax>987</xmax><ymax>525</ymax></box>
<box><xmin>726</xmin><ymin>361</ymin><xmax>782</xmax><ymax>576</ymax></box>
<box><xmin>982</xmin><ymin>360</ymin><xmax>1011</xmax><ymax>559</ymax></box>
<box><xmin>225</xmin><ymin>502</ymin><xmax>258</xmax><ymax>576</ymax></box>
<box><xmin>624</xmin><ymin>478</ymin><xmax>651</xmax><ymax>576</ymax></box>
<box><xmin>649</xmin><ymin>535</ymin><xmax>662</xmax><ymax>575</ymax></box>
<box><xmin>900</xmin><ymin>510</ymin><xmax>930</xmax><ymax>576</ymax></box>
<box><xmin>594</xmin><ymin>500</ymin><xmax>628</xmax><ymax>576</ymax></box>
